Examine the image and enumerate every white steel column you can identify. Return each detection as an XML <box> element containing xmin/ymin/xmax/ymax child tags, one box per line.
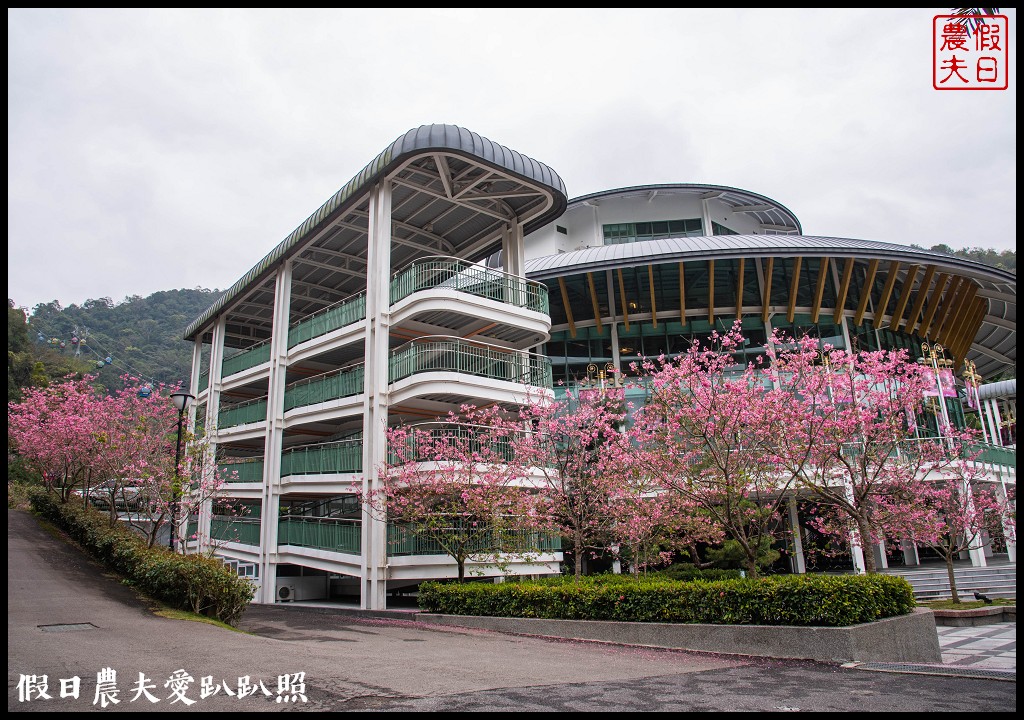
<box><xmin>361</xmin><ymin>181</ymin><xmax>393</xmax><ymax>611</ymax></box>
<box><xmin>901</xmin><ymin>539</ymin><xmax>920</xmax><ymax>566</ymax></box>
<box><xmin>872</xmin><ymin>539</ymin><xmax>889</xmax><ymax>569</ymax></box>
<box><xmin>198</xmin><ymin>317</ymin><xmax>227</xmax><ymax>555</ymax></box>
<box><xmin>985</xmin><ymin>399</ymin><xmax>1002</xmax><ymax>446</ymax></box>
<box><xmin>990</xmin><ymin>399</ymin><xmax>1005</xmax><ymax>445</ymax></box>
<box><xmin>788</xmin><ymin>495</ymin><xmax>806</xmax><ymax>574</ymax></box>
<box><xmin>996</xmin><ymin>481</ymin><xmax>1016</xmax><ymax>563</ymax></box>
<box><xmin>187</xmin><ymin>339</ymin><xmax>205</xmax><ymax>554</ymax></box>
<box><xmin>845</xmin><ymin>480</ymin><xmax>867</xmax><ymax>574</ymax></box>
<box><xmin>257</xmin><ymin>262</ymin><xmax>293</xmax><ymax>603</ymax></box>
<box><xmin>189</xmin><ymin>340</ymin><xmax>203</xmax><ymax>399</ymax></box>
<box><xmin>963</xmin><ymin>480</ymin><xmax>988</xmax><ymax>568</ymax></box>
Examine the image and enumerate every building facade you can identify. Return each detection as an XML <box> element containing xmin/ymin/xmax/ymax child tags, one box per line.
<box><xmin>184</xmin><ymin>125</ymin><xmax>1016</xmax><ymax>608</ymax></box>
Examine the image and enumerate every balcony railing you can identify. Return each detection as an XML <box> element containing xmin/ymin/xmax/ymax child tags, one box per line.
<box><xmin>389</xmin><ymin>422</ymin><xmax>518</xmax><ymax>464</ymax></box>
<box><xmin>390</xmin><ymin>256</ymin><xmax>549</xmax><ymax>314</ymax></box>
<box><xmin>278</xmin><ymin>516</ymin><xmax>361</xmax><ymax>555</ymax></box>
<box><xmin>217</xmin><ymin>457</ymin><xmax>265</xmax><ymax>483</ymax></box>
<box><xmin>967</xmin><ymin>442</ymin><xmax>1016</xmax><ymax>469</ymax></box>
<box><xmin>389</xmin><ymin>336</ymin><xmax>552</xmax><ymax>388</ymax></box>
<box><xmin>281</xmin><ymin>438</ymin><xmax>363</xmax><ymax>477</ymax></box>
<box><xmin>284</xmin><ymin>364</ymin><xmax>365</xmax><ymax>412</ymax></box>
<box><xmin>210</xmin><ymin>516</ymin><xmax>261</xmax><ymax>546</ymax></box>
<box><xmin>222</xmin><ymin>338</ymin><xmax>272</xmax><ymax>378</ymax></box>
<box><xmin>218</xmin><ymin>396</ymin><xmax>268</xmax><ymax>429</ymax></box>
<box><xmin>387</xmin><ymin>523</ymin><xmax>562</xmax><ymax>556</ymax></box>
<box><xmin>288</xmin><ymin>292</ymin><xmax>366</xmax><ymax>348</ymax></box>
<box><xmin>198</xmin><ymin>371</ymin><xmax>209</xmax><ymax>393</ymax></box>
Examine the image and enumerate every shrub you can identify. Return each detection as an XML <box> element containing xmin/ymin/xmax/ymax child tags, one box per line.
<box><xmin>28</xmin><ymin>487</ymin><xmax>255</xmax><ymax>625</ymax></box>
<box><xmin>419</xmin><ymin>573</ymin><xmax>915</xmax><ymax>627</ymax></box>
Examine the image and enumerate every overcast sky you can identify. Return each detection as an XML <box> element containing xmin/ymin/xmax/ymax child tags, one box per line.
<box><xmin>8</xmin><ymin>8</ymin><xmax>1017</xmax><ymax>312</ymax></box>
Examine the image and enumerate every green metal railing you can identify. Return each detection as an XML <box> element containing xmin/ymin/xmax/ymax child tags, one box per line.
<box><xmin>284</xmin><ymin>364</ymin><xmax>365</xmax><ymax>412</ymax></box>
<box><xmin>198</xmin><ymin>371</ymin><xmax>209</xmax><ymax>393</ymax></box>
<box><xmin>218</xmin><ymin>396</ymin><xmax>268</xmax><ymax>428</ymax></box>
<box><xmin>278</xmin><ymin>516</ymin><xmax>361</xmax><ymax>554</ymax></box>
<box><xmin>968</xmin><ymin>442</ymin><xmax>1016</xmax><ymax>469</ymax></box>
<box><xmin>390</xmin><ymin>256</ymin><xmax>549</xmax><ymax>314</ymax></box>
<box><xmin>387</xmin><ymin>523</ymin><xmax>562</xmax><ymax>556</ymax></box>
<box><xmin>217</xmin><ymin>457</ymin><xmax>265</xmax><ymax>483</ymax></box>
<box><xmin>222</xmin><ymin>339</ymin><xmax>272</xmax><ymax>377</ymax></box>
<box><xmin>288</xmin><ymin>293</ymin><xmax>366</xmax><ymax>348</ymax></box>
<box><xmin>838</xmin><ymin>437</ymin><xmax>1016</xmax><ymax>471</ymax></box>
<box><xmin>281</xmin><ymin>438</ymin><xmax>363</xmax><ymax>476</ymax></box>
<box><xmin>389</xmin><ymin>336</ymin><xmax>552</xmax><ymax>388</ymax></box>
<box><xmin>389</xmin><ymin>422</ymin><xmax>517</xmax><ymax>464</ymax></box>
<box><xmin>211</xmin><ymin>516</ymin><xmax>261</xmax><ymax>546</ymax></box>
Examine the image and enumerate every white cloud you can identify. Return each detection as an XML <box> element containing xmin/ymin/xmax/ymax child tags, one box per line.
<box><xmin>7</xmin><ymin>8</ymin><xmax>1016</xmax><ymax>311</ymax></box>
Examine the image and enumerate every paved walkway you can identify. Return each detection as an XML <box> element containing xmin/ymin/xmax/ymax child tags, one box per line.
<box><xmin>937</xmin><ymin>623</ymin><xmax>1016</xmax><ymax>671</ymax></box>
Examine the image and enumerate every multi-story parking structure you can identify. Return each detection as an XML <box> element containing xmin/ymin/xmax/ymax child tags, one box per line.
<box><xmin>184</xmin><ymin>125</ymin><xmax>568</xmax><ymax>608</ymax></box>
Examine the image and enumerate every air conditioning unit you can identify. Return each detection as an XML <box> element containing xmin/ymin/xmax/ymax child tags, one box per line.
<box><xmin>277</xmin><ymin>582</ymin><xmax>296</xmax><ymax>602</ymax></box>
<box><xmin>276</xmin><ymin>577</ymin><xmax>328</xmax><ymax>602</ymax></box>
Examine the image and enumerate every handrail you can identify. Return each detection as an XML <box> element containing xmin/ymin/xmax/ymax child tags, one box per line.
<box><xmin>281</xmin><ymin>438</ymin><xmax>363</xmax><ymax>476</ymax></box>
<box><xmin>218</xmin><ymin>396</ymin><xmax>268</xmax><ymax>428</ymax></box>
<box><xmin>288</xmin><ymin>292</ymin><xmax>367</xmax><ymax>348</ymax></box>
<box><xmin>217</xmin><ymin>456</ymin><xmax>265</xmax><ymax>483</ymax></box>
<box><xmin>389</xmin><ymin>335</ymin><xmax>552</xmax><ymax>388</ymax></box>
<box><xmin>283</xmin><ymin>363</ymin><xmax>365</xmax><ymax>411</ymax></box>
<box><xmin>222</xmin><ymin>337</ymin><xmax>272</xmax><ymax>377</ymax></box>
<box><xmin>390</xmin><ymin>255</ymin><xmax>549</xmax><ymax>314</ymax></box>
<box><xmin>278</xmin><ymin>515</ymin><xmax>362</xmax><ymax>554</ymax></box>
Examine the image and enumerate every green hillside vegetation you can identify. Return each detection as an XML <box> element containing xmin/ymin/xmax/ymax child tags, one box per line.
<box><xmin>911</xmin><ymin>244</ymin><xmax>1015</xmax><ymax>274</ymax></box>
<box><xmin>9</xmin><ymin>288</ymin><xmax>223</xmax><ymax>400</ymax></box>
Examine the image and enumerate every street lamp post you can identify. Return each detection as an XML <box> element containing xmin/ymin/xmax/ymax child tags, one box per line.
<box><xmin>918</xmin><ymin>342</ymin><xmax>952</xmax><ymax>434</ymax></box>
<box><xmin>962</xmin><ymin>359</ymin><xmax>988</xmax><ymax>444</ymax></box>
<box><xmin>169</xmin><ymin>390</ymin><xmax>195</xmax><ymax>551</ymax></box>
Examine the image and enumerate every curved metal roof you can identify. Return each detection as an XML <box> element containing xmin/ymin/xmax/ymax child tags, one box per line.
<box><xmin>525</xmin><ymin>234</ymin><xmax>1016</xmax><ymax>285</ymax></box>
<box><xmin>185</xmin><ymin>124</ymin><xmax>567</xmax><ymax>340</ymax></box>
<box><xmin>977</xmin><ymin>378</ymin><xmax>1016</xmax><ymax>400</ymax></box>
<box><xmin>569</xmin><ymin>184</ymin><xmax>802</xmax><ymax>234</ymax></box>
<box><xmin>525</xmin><ymin>234</ymin><xmax>1016</xmax><ymax>380</ymax></box>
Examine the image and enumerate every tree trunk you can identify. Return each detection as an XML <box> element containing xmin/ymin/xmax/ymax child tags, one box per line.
<box><xmin>574</xmin><ymin>538</ymin><xmax>584</xmax><ymax>579</ymax></box>
<box><xmin>457</xmin><ymin>558</ymin><xmax>466</xmax><ymax>583</ymax></box>
<box><xmin>687</xmin><ymin>545</ymin><xmax>715</xmax><ymax>570</ymax></box>
<box><xmin>856</xmin><ymin>516</ymin><xmax>877</xmax><ymax>574</ymax></box>
<box><xmin>946</xmin><ymin>556</ymin><xmax>960</xmax><ymax>603</ymax></box>
<box><xmin>744</xmin><ymin>551</ymin><xmax>759</xmax><ymax>579</ymax></box>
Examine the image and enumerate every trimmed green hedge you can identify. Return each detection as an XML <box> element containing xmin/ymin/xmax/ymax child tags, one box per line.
<box><xmin>418</xmin><ymin>574</ymin><xmax>915</xmax><ymax>627</ymax></box>
<box><xmin>29</xmin><ymin>488</ymin><xmax>255</xmax><ymax>625</ymax></box>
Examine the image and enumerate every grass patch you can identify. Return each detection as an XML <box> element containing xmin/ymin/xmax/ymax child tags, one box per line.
<box><xmin>918</xmin><ymin>598</ymin><xmax>1016</xmax><ymax>610</ymax></box>
<box><xmin>153</xmin><ymin>607</ymin><xmax>251</xmax><ymax>634</ymax></box>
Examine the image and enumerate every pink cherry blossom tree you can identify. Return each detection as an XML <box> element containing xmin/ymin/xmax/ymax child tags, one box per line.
<box><xmin>8</xmin><ymin>373</ymin><xmax>235</xmax><ymax>549</ymax></box>
<box><xmin>607</xmin><ymin>466</ymin><xmax>722</xmax><ymax>575</ymax></box>
<box><xmin>786</xmin><ymin>342</ymin><xmax>959</xmax><ymax>574</ymax></box>
<box><xmin>364</xmin><ymin>408</ymin><xmax>542</xmax><ymax>582</ymax></box>
<box><xmin>628</xmin><ymin>325</ymin><xmax>822</xmax><ymax>578</ymax></box>
<box><xmin>8</xmin><ymin>375</ymin><xmax>106</xmax><ymax>502</ymax></box>
<box><xmin>514</xmin><ymin>388</ymin><xmax>632</xmax><ymax>579</ymax></box>
<box><xmin>858</xmin><ymin>436</ymin><xmax>1012</xmax><ymax>602</ymax></box>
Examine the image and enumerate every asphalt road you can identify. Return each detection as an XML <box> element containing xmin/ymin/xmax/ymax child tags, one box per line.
<box><xmin>7</xmin><ymin>508</ymin><xmax>1016</xmax><ymax>712</ymax></box>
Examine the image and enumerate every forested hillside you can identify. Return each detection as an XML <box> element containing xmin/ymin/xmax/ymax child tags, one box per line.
<box><xmin>9</xmin><ymin>289</ymin><xmax>223</xmax><ymax>400</ymax></box>
<box><xmin>913</xmin><ymin>244</ymin><xmax>1015</xmax><ymax>274</ymax></box>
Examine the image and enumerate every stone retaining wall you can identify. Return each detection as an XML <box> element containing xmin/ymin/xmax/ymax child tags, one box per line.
<box><xmin>933</xmin><ymin>605</ymin><xmax>1016</xmax><ymax>627</ymax></box>
<box><xmin>414</xmin><ymin>607</ymin><xmax>942</xmax><ymax>664</ymax></box>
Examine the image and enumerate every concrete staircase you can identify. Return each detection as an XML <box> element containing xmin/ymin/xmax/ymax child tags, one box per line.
<box><xmin>882</xmin><ymin>564</ymin><xmax>1016</xmax><ymax>601</ymax></box>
